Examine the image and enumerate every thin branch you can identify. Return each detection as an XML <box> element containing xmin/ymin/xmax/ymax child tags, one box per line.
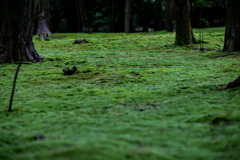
<box><xmin>8</xmin><ymin>53</ymin><xmax>22</xmax><ymax>112</ymax></box>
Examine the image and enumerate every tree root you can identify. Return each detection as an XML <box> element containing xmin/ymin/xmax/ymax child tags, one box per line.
<box><xmin>226</xmin><ymin>76</ymin><xmax>240</xmax><ymax>89</ymax></box>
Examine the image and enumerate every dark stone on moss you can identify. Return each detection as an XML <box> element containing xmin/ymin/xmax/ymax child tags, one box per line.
<box><xmin>63</xmin><ymin>66</ymin><xmax>78</xmax><ymax>75</ymax></box>
<box><xmin>73</xmin><ymin>39</ymin><xmax>93</xmax><ymax>44</ymax></box>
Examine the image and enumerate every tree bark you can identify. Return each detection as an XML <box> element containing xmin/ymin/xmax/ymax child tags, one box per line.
<box><xmin>0</xmin><ymin>0</ymin><xmax>43</xmax><ymax>63</ymax></box>
<box><xmin>223</xmin><ymin>0</ymin><xmax>240</xmax><ymax>52</ymax></box>
<box><xmin>223</xmin><ymin>0</ymin><xmax>240</xmax><ymax>88</ymax></box>
<box><xmin>76</xmin><ymin>0</ymin><xmax>87</xmax><ymax>33</ymax></box>
<box><xmin>33</xmin><ymin>0</ymin><xmax>51</xmax><ymax>40</ymax></box>
<box><xmin>124</xmin><ymin>0</ymin><xmax>131</xmax><ymax>33</ymax></box>
<box><xmin>165</xmin><ymin>0</ymin><xmax>175</xmax><ymax>32</ymax></box>
<box><xmin>174</xmin><ymin>0</ymin><xmax>196</xmax><ymax>46</ymax></box>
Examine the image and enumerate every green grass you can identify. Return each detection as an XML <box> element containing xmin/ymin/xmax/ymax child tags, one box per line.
<box><xmin>0</xmin><ymin>27</ymin><xmax>240</xmax><ymax>160</ymax></box>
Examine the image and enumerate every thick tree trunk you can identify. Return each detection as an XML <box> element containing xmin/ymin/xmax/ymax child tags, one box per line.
<box><xmin>124</xmin><ymin>0</ymin><xmax>130</xmax><ymax>33</ymax></box>
<box><xmin>223</xmin><ymin>0</ymin><xmax>240</xmax><ymax>89</ymax></box>
<box><xmin>165</xmin><ymin>0</ymin><xmax>175</xmax><ymax>32</ymax></box>
<box><xmin>0</xmin><ymin>0</ymin><xmax>43</xmax><ymax>63</ymax></box>
<box><xmin>33</xmin><ymin>0</ymin><xmax>51</xmax><ymax>40</ymax></box>
<box><xmin>223</xmin><ymin>0</ymin><xmax>240</xmax><ymax>52</ymax></box>
<box><xmin>76</xmin><ymin>0</ymin><xmax>87</xmax><ymax>33</ymax></box>
<box><xmin>174</xmin><ymin>0</ymin><xmax>196</xmax><ymax>46</ymax></box>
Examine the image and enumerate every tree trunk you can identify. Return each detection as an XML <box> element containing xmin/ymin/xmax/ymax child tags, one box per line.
<box><xmin>174</xmin><ymin>0</ymin><xmax>196</xmax><ymax>46</ymax></box>
<box><xmin>223</xmin><ymin>0</ymin><xmax>240</xmax><ymax>52</ymax></box>
<box><xmin>33</xmin><ymin>0</ymin><xmax>51</xmax><ymax>40</ymax></box>
<box><xmin>124</xmin><ymin>0</ymin><xmax>130</xmax><ymax>33</ymax></box>
<box><xmin>0</xmin><ymin>0</ymin><xmax>43</xmax><ymax>63</ymax></box>
<box><xmin>76</xmin><ymin>0</ymin><xmax>87</xmax><ymax>33</ymax></box>
<box><xmin>223</xmin><ymin>0</ymin><xmax>240</xmax><ymax>88</ymax></box>
<box><xmin>165</xmin><ymin>0</ymin><xmax>175</xmax><ymax>32</ymax></box>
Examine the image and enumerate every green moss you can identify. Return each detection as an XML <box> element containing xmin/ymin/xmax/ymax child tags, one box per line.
<box><xmin>0</xmin><ymin>27</ymin><xmax>240</xmax><ymax>160</ymax></box>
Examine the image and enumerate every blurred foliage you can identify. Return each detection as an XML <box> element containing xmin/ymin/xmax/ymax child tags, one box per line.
<box><xmin>49</xmin><ymin>0</ymin><xmax>226</xmax><ymax>33</ymax></box>
<box><xmin>193</xmin><ymin>0</ymin><xmax>211</xmax><ymax>7</ymax></box>
<box><xmin>191</xmin><ymin>0</ymin><xmax>226</xmax><ymax>28</ymax></box>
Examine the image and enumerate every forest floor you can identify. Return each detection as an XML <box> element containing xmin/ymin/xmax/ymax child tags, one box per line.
<box><xmin>0</xmin><ymin>27</ymin><xmax>240</xmax><ymax>160</ymax></box>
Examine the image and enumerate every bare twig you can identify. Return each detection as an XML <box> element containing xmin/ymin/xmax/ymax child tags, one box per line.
<box><xmin>8</xmin><ymin>54</ymin><xmax>22</xmax><ymax>112</ymax></box>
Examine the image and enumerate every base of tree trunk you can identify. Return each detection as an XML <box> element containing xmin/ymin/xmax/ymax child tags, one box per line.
<box><xmin>0</xmin><ymin>0</ymin><xmax>43</xmax><ymax>64</ymax></box>
<box><xmin>23</xmin><ymin>42</ymin><xmax>44</xmax><ymax>62</ymax></box>
<box><xmin>226</xmin><ymin>76</ymin><xmax>240</xmax><ymax>89</ymax></box>
<box><xmin>0</xmin><ymin>41</ymin><xmax>43</xmax><ymax>64</ymax></box>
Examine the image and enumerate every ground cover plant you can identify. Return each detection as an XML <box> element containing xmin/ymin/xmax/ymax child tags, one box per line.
<box><xmin>0</xmin><ymin>27</ymin><xmax>240</xmax><ymax>160</ymax></box>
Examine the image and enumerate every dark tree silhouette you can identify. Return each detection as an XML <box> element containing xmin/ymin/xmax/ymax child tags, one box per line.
<box><xmin>154</xmin><ymin>0</ymin><xmax>164</xmax><ymax>31</ymax></box>
<box><xmin>165</xmin><ymin>0</ymin><xmax>175</xmax><ymax>32</ymax></box>
<box><xmin>76</xmin><ymin>0</ymin><xmax>87</xmax><ymax>32</ymax></box>
<box><xmin>124</xmin><ymin>0</ymin><xmax>131</xmax><ymax>33</ymax></box>
<box><xmin>223</xmin><ymin>0</ymin><xmax>240</xmax><ymax>52</ymax></box>
<box><xmin>0</xmin><ymin>0</ymin><xmax>43</xmax><ymax>63</ymax></box>
<box><xmin>224</xmin><ymin>0</ymin><xmax>240</xmax><ymax>88</ymax></box>
<box><xmin>33</xmin><ymin>0</ymin><xmax>51</xmax><ymax>40</ymax></box>
<box><xmin>174</xmin><ymin>0</ymin><xmax>196</xmax><ymax>45</ymax></box>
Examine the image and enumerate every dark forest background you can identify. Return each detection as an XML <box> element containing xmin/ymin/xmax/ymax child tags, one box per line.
<box><xmin>49</xmin><ymin>0</ymin><xmax>226</xmax><ymax>33</ymax></box>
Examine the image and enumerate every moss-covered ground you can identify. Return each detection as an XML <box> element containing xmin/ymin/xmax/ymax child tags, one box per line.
<box><xmin>0</xmin><ymin>27</ymin><xmax>240</xmax><ymax>160</ymax></box>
